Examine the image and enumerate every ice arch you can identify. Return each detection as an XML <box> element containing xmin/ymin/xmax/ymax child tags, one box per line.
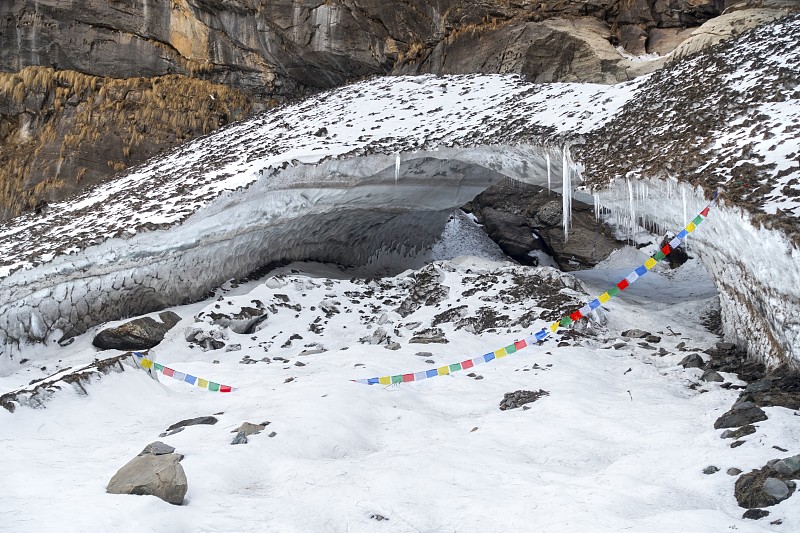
<box><xmin>0</xmin><ymin>145</ymin><xmax>579</xmax><ymax>364</ymax></box>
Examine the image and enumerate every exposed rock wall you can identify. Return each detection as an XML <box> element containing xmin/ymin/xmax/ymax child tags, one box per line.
<box><xmin>0</xmin><ymin>0</ymin><xmax>733</xmax><ymax>219</ymax></box>
<box><xmin>0</xmin><ymin>67</ymin><xmax>251</xmax><ymax>219</ymax></box>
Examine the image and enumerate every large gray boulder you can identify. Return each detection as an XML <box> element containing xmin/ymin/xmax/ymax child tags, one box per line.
<box><xmin>93</xmin><ymin>311</ymin><xmax>181</xmax><ymax>350</ymax></box>
<box><xmin>465</xmin><ymin>181</ymin><xmax>623</xmax><ymax>270</ymax></box>
<box><xmin>107</xmin><ymin>453</ymin><xmax>188</xmax><ymax>505</ymax></box>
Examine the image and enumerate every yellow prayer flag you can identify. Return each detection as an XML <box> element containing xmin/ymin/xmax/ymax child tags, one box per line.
<box><xmin>437</xmin><ymin>366</ymin><xmax>450</xmax><ymax>375</ymax></box>
<box><xmin>494</xmin><ymin>348</ymin><xmax>507</xmax><ymax>359</ymax></box>
<box><xmin>197</xmin><ymin>378</ymin><xmax>209</xmax><ymax>389</ymax></box>
<box><xmin>140</xmin><ymin>358</ymin><xmax>153</xmax><ymax>369</ymax></box>
<box><xmin>550</xmin><ymin>321</ymin><xmax>559</xmax><ymax>332</ymax></box>
<box><xmin>598</xmin><ymin>292</ymin><xmax>611</xmax><ymax>303</ymax></box>
<box><xmin>644</xmin><ymin>258</ymin><xmax>657</xmax><ymax>270</ymax></box>
<box><xmin>379</xmin><ymin>376</ymin><xmax>391</xmax><ymax>385</ymax></box>
<box><xmin>686</xmin><ymin>222</ymin><xmax>697</xmax><ymax>233</ymax></box>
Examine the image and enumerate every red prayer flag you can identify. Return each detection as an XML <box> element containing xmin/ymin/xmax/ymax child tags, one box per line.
<box><xmin>617</xmin><ymin>279</ymin><xmax>630</xmax><ymax>291</ymax></box>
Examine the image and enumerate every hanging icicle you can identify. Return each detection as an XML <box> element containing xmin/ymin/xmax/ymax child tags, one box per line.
<box><xmin>395</xmin><ymin>153</ymin><xmax>401</xmax><ymax>183</ymax></box>
<box><xmin>682</xmin><ymin>187</ymin><xmax>688</xmax><ymax>249</ymax></box>
<box><xmin>627</xmin><ymin>178</ymin><xmax>635</xmax><ymax>243</ymax></box>
<box><xmin>546</xmin><ymin>153</ymin><xmax>552</xmax><ymax>194</ymax></box>
<box><xmin>562</xmin><ymin>146</ymin><xmax>572</xmax><ymax>242</ymax></box>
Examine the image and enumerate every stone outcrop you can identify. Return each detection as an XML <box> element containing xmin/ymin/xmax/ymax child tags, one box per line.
<box><xmin>464</xmin><ymin>181</ymin><xmax>623</xmax><ymax>270</ymax></box>
<box><xmin>107</xmin><ymin>452</ymin><xmax>188</xmax><ymax>505</ymax></box>
<box><xmin>93</xmin><ymin>311</ymin><xmax>181</xmax><ymax>350</ymax></box>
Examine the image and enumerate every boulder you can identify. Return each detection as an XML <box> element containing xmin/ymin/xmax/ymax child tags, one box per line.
<box><xmin>622</xmin><ymin>329</ymin><xmax>650</xmax><ymax>339</ymax></box>
<box><xmin>499</xmin><ymin>389</ymin><xmax>550</xmax><ymax>411</ymax></box>
<box><xmin>139</xmin><ymin>441</ymin><xmax>176</xmax><ymax>456</ymax></box>
<box><xmin>720</xmin><ymin>424</ymin><xmax>757</xmax><ymax>440</ymax></box>
<box><xmin>679</xmin><ymin>353</ymin><xmax>705</xmax><ymax>368</ymax></box>
<box><xmin>701</xmin><ymin>369</ymin><xmax>724</xmax><ymax>382</ymax></box>
<box><xmin>714</xmin><ymin>406</ymin><xmax>768</xmax><ymax>429</ymax></box>
<box><xmin>464</xmin><ymin>181</ymin><xmax>623</xmax><ymax>270</ymax></box>
<box><xmin>230</xmin><ymin>421</ymin><xmax>269</xmax><ymax>445</ymax></box>
<box><xmin>107</xmin><ymin>453</ymin><xmax>187</xmax><ymax>505</ymax></box>
<box><xmin>93</xmin><ymin>312</ymin><xmax>181</xmax><ymax>350</ymax></box>
<box><xmin>163</xmin><ymin>416</ymin><xmax>218</xmax><ymax>437</ymax></box>
<box><xmin>742</xmin><ymin>509</ymin><xmax>770</xmax><ymax>520</ymax></box>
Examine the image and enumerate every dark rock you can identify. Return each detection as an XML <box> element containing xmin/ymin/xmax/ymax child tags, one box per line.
<box><xmin>139</xmin><ymin>441</ymin><xmax>175</xmax><ymax>456</ymax></box>
<box><xmin>714</xmin><ymin>406</ymin><xmax>768</xmax><ymax>429</ymax></box>
<box><xmin>703</xmin><ymin>465</ymin><xmax>719</xmax><ymax>475</ymax></box>
<box><xmin>93</xmin><ymin>314</ymin><xmax>180</xmax><ymax>350</ymax></box>
<box><xmin>499</xmin><ymin>389</ymin><xmax>549</xmax><ymax>411</ymax></box>
<box><xmin>728</xmin><ymin>468</ymin><xmax>743</xmax><ymax>476</ymax></box>
<box><xmin>731</xmin><ymin>440</ymin><xmax>745</xmax><ymax>448</ymax></box>
<box><xmin>742</xmin><ymin>509</ymin><xmax>770</xmax><ymax>520</ymax></box>
<box><xmin>720</xmin><ymin>424</ymin><xmax>757</xmax><ymax>439</ymax></box>
<box><xmin>716</xmin><ymin>341</ymin><xmax>737</xmax><ymax>352</ymax></box>
<box><xmin>622</xmin><ymin>329</ymin><xmax>650</xmax><ymax>338</ymax></box>
<box><xmin>661</xmin><ymin>234</ymin><xmax>689</xmax><ymax>268</ymax></box>
<box><xmin>463</xmin><ymin>181</ymin><xmax>622</xmax><ymax>270</ymax></box>
<box><xmin>762</xmin><ymin>478</ymin><xmax>790</xmax><ymax>502</ymax></box>
<box><xmin>613</xmin><ymin>342</ymin><xmax>627</xmax><ymax>350</ymax></box>
<box><xmin>735</xmin><ymin>469</ymin><xmax>796</xmax><ymax>508</ymax></box>
<box><xmin>165</xmin><ymin>416</ymin><xmax>218</xmax><ymax>434</ymax></box>
<box><xmin>107</xmin><ymin>453</ymin><xmax>187</xmax><ymax>505</ymax></box>
<box><xmin>773</xmin><ymin>455</ymin><xmax>800</xmax><ymax>477</ymax></box>
<box><xmin>409</xmin><ymin>328</ymin><xmax>448</xmax><ymax>344</ymax></box>
<box><xmin>679</xmin><ymin>353</ymin><xmax>705</xmax><ymax>368</ymax></box>
<box><xmin>231</xmin><ymin>432</ymin><xmax>248</xmax><ymax>445</ymax></box>
<box><xmin>645</xmin><ymin>335</ymin><xmax>661</xmax><ymax>344</ymax></box>
<box><xmin>701</xmin><ymin>369</ymin><xmax>724</xmax><ymax>382</ymax></box>
<box><xmin>231</xmin><ymin>422</ymin><xmax>267</xmax><ymax>437</ymax></box>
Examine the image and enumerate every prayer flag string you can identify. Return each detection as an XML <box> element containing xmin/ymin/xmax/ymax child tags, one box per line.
<box><xmin>133</xmin><ymin>351</ymin><xmax>236</xmax><ymax>392</ymax></box>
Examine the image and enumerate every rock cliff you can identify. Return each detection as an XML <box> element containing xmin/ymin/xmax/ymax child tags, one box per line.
<box><xmin>0</xmin><ymin>0</ymin><xmax>752</xmax><ymax>220</ymax></box>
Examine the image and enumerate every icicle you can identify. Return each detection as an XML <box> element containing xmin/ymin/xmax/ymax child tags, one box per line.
<box><xmin>562</xmin><ymin>146</ymin><xmax>572</xmax><ymax>242</ymax></box>
<box><xmin>546</xmin><ymin>153</ymin><xmax>551</xmax><ymax>194</ymax></box>
<box><xmin>682</xmin><ymin>187</ymin><xmax>688</xmax><ymax>249</ymax></box>
<box><xmin>395</xmin><ymin>153</ymin><xmax>401</xmax><ymax>183</ymax></box>
<box><xmin>627</xmin><ymin>178</ymin><xmax>635</xmax><ymax>244</ymax></box>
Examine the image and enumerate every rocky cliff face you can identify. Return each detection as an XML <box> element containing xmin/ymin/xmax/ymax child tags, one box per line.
<box><xmin>2</xmin><ymin>0</ymin><xmax>792</xmax><ymax>220</ymax></box>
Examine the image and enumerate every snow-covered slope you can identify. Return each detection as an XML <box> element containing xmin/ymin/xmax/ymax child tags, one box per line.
<box><xmin>2</xmin><ymin>232</ymin><xmax>798</xmax><ymax>531</ymax></box>
<box><xmin>0</xmin><ymin>15</ymin><xmax>798</xmax><ymax>368</ymax></box>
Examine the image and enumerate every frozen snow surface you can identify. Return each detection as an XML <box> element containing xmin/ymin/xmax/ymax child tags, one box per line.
<box><xmin>2</xmin><ymin>241</ymin><xmax>798</xmax><ymax>531</ymax></box>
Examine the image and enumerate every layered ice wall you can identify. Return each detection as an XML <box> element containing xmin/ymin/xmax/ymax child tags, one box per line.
<box><xmin>0</xmin><ymin>145</ymin><xmax>578</xmax><ymax>365</ymax></box>
<box><xmin>595</xmin><ymin>180</ymin><xmax>800</xmax><ymax>368</ymax></box>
